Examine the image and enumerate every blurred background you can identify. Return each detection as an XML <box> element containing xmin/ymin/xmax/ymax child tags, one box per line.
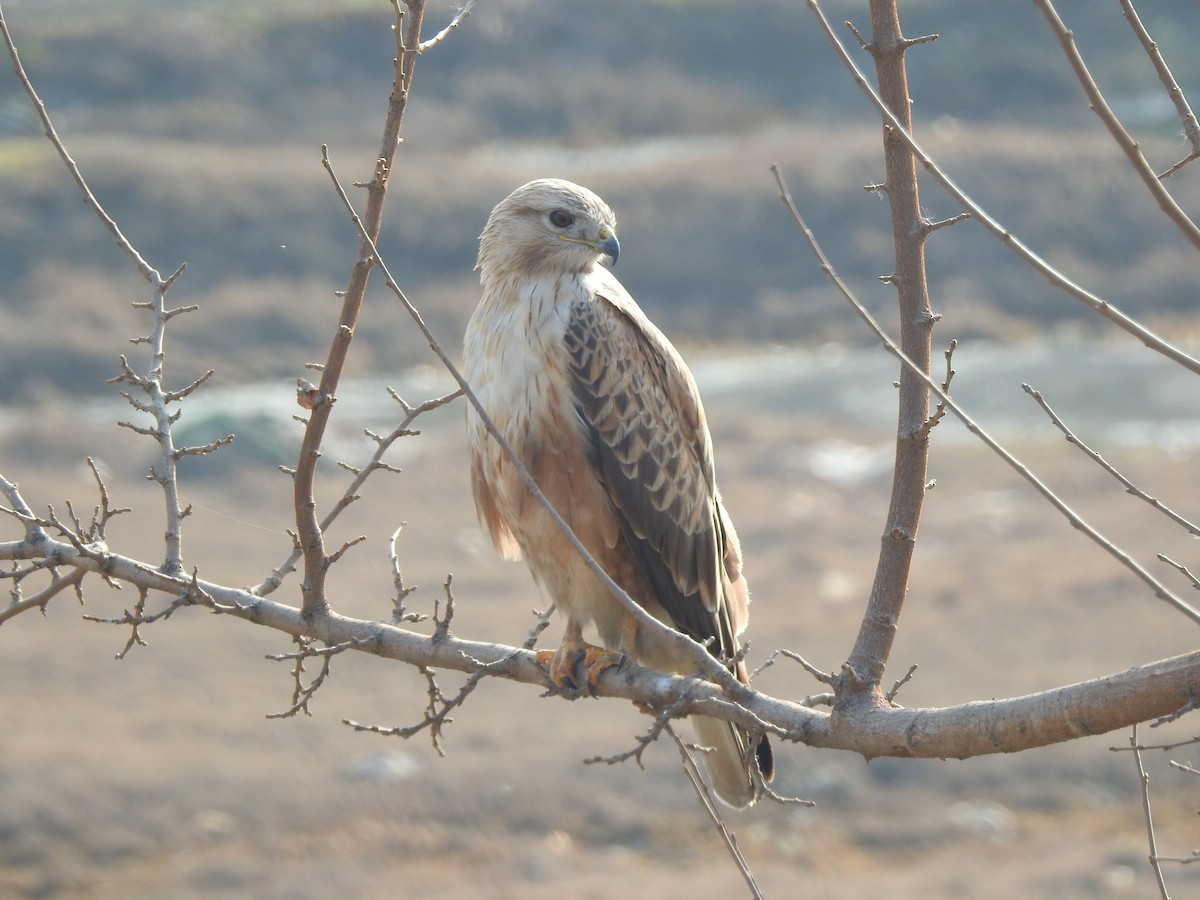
<box><xmin>2</xmin><ymin>0</ymin><xmax>1200</xmax><ymax>896</ymax></box>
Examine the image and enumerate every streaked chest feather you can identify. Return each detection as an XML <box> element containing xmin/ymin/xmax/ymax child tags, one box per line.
<box><xmin>464</xmin><ymin>274</ymin><xmax>596</xmax><ymax>524</ymax></box>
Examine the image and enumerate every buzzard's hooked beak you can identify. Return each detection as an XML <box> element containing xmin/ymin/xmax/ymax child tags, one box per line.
<box><xmin>594</xmin><ymin>225</ymin><xmax>620</xmax><ymax>266</ymax></box>
<box><xmin>563</xmin><ymin>224</ymin><xmax>620</xmax><ymax>266</ymax></box>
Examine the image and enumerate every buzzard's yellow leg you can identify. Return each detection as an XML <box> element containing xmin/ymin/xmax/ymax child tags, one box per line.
<box><xmin>536</xmin><ymin>619</ymin><xmax>624</xmax><ymax>693</ymax></box>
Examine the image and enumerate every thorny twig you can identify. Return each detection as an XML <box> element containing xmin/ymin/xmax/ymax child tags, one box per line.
<box><xmin>433</xmin><ymin>574</ymin><xmax>456</xmax><ymax>641</ymax></box>
<box><xmin>4</xmin><ymin>3</ymin><xmax>207</xmax><ymax>574</ymax></box>
<box><xmin>0</xmin><ymin>461</ymin><xmax>132</xmax><ymax>625</ymax></box>
<box><xmin>344</xmin><ymin>655</ymin><xmax>487</xmax><ymax>755</ymax></box>
<box><xmin>584</xmin><ymin>694</ymin><xmax>695</xmax><ymax>770</ymax></box>
<box><xmin>0</xmin><ymin>568</ymin><xmax>85</xmax><ymax>626</ymax></box>
<box><xmin>256</xmin><ymin>388</ymin><xmax>461</xmax><ymax>597</ymax></box>
<box><xmin>387</xmin><ymin>523</ymin><xmax>426</xmax><ymax>624</ymax></box>
<box><xmin>266</xmin><ymin>635</ymin><xmax>365</xmax><ymax>718</ymax></box>
<box><xmin>522</xmin><ymin>604</ymin><xmax>557</xmax><ymax>651</ymax></box>
<box><xmin>84</xmin><ymin>585</ymin><xmax>184</xmax><ymax>660</ymax></box>
<box><xmin>83</xmin><ymin>567</ymin><xmax>242</xmax><ymax>658</ymax></box>
<box><xmin>343</xmin><ymin>606</ymin><xmax>559</xmax><ymax>755</ymax></box>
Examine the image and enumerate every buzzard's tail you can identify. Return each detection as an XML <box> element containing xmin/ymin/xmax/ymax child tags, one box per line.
<box><xmin>693</xmin><ymin>716</ymin><xmax>773</xmax><ymax>809</ymax></box>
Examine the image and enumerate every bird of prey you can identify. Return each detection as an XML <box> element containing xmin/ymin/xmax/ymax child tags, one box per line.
<box><xmin>464</xmin><ymin>178</ymin><xmax>773</xmax><ymax>808</ymax></box>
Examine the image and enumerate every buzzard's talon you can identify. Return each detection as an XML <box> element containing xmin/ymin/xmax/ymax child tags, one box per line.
<box><xmin>536</xmin><ymin>641</ymin><xmax>623</xmax><ymax>694</ymax></box>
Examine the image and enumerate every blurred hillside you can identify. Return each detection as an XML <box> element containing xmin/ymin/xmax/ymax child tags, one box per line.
<box><xmin>1</xmin><ymin>0</ymin><xmax>1200</xmax><ymax>403</ymax></box>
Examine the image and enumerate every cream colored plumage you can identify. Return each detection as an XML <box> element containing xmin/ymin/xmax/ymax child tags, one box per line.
<box><xmin>464</xmin><ymin>178</ymin><xmax>772</xmax><ymax>808</ymax></box>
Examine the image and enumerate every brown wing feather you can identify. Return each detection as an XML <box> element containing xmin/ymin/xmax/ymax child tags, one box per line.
<box><xmin>564</xmin><ymin>292</ymin><xmax>738</xmax><ymax>660</ymax></box>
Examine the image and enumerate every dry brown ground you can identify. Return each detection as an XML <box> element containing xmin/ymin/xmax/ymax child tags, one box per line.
<box><xmin>3</xmin><ymin>359</ymin><xmax>1200</xmax><ymax>898</ymax></box>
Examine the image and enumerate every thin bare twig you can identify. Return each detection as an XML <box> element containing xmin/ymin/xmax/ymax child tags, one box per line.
<box><xmin>3</xmin><ymin>3</ymin><xmax>203</xmax><ymax>574</ymax></box>
<box><xmin>585</xmin><ymin>696</ymin><xmax>692</xmax><ymax>770</ymax></box>
<box><xmin>1034</xmin><ymin>0</ymin><xmax>1200</xmax><ymax>248</ymax></box>
<box><xmin>668</xmin><ymin>725</ymin><xmax>763</xmax><ymax>900</ymax></box>
<box><xmin>885</xmin><ymin>663</ymin><xmax>919</xmax><ymax>705</ymax></box>
<box><xmin>770</xmin><ymin>163</ymin><xmax>1200</xmax><ymax>627</ymax></box>
<box><xmin>1118</xmin><ymin>733</ymin><xmax>1200</xmax><ymax>754</ymax></box>
<box><xmin>1024</xmin><ymin>385</ymin><xmax>1200</xmax><ymax>537</ymax></box>
<box><xmin>917</xmin><ymin>339</ymin><xmax>956</xmax><ymax>439</ymax></box>
<box><xmin>805</xmin><ymin>0</ymin><xmax>1200</xmax><ymax>378</ymax></box>
<box><xmin>1131</xmin><ymin>724</ymin><xmax>1173</xmax><ymax>900</ymax></box>
<box><xmin>778</xmin><ymin>648</ymin><xmax>836</xmax><ymax>686</ymax></box>
<box><xmin>344</xmin><ymin>639</ymin><xmax>527</xmax><ymax>756</ymax></box>
<box><xmin>1159</xmin><ymin>556</ymin><xmax>1200</xmax><ymax>592</ymax></box>
<box><xmin>417</xmin><ymin>0</ymin><xmax>480</xmax><ymax>53</ymax></box>
<box><xmin>257</xmin><ymin>387</ymin><xmax>460</xmax><ymax>598</ymax></box>
<box><xmin>0</xmin><ymin>3</ymin><xmax>162</xmax><ymax>283</ymax></box>
<box><xmin>0</xmin><ymin>568</ymin><xmax>85</xmax><ymax>626</ymax></box>
<box><xmin>266</xmin><ymin>636</ymin><xmax>362</xmax><ymax>718</ymax></box>
<box><xmin>386</xmin><ymin>523</ymin><xmax>426</xmax><ymax>624</ymax></box>
<box><xmin>1117</xmin><ymin>0</ymin><xmax>1200</xmax><ymax>178</ymax></box>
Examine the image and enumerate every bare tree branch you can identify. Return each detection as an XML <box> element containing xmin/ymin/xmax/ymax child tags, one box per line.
<box><xmin>823</xmin><ymin>0</ymin><xmax>937</xmax><ymax>703</ymax></box>
<box><xmin>0</xmin><ymin>567</ymin><xmax>84</xmax><ymax>626</ymax></box>
<box><xmin>1117</xmin><ymin>0</ymin><xmax>1200</xmax><ymax>178</ymax></box>
<box><xmin>1033</xmin><ymin>0</ymin><xmax>1200</xmax><ymax>249</ymax></box>
<box><xmin>769</xmin><ymin>164</ymin><xmax>1200</xmax><ymax>627</ymax></box>
<box><xmin>1131</xmin><ymin>724</ymin><xmax>1173</xmax><ymax>900</ymax></box>
<box><xmin>3</xmin><ymin>3</ymin><xmax>206</xmax><ymax>576</ymax></box>
<box><xmin>417</xmin><ymin>0</ymin><xmax>480</xmax><ymax>53</ymax></box>
<box><xmin>1024</xmin><ymin>384</ymin><xmax>1200</xmax><ymax>538</ymax></box>
<box><xmin>292</xmin><ymin>0</ymin><xmax>428</xmax><ymax>619</ymax></box>
<box><xmin>0</xmin><ymin>3</ymin><xmax>164</xmax><ymax>284</ymax></box>
<box><xmin>669</xmin><ymin>726</ymin><xmax>764</xmax><ymax>900</ymax></box>
<box><xmin>4</xmin><ymin>522</ymin><xmax>1200</xmax><ymax>759</ymax></box>
<box><xmin>805</xmin><ymin>0</ymin><xmax>1200</xmax><ymax>378</ymax></box>
<box><xmin>256</xmin><ymin>388</ymin><xmax>460</xmax><ymax>598</ymax></box>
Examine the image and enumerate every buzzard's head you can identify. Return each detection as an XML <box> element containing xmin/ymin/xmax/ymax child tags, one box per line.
<box><xmin>477</xmin><ymin>178</ymin><xmax>620</xmax><ymax>278</ymax></box>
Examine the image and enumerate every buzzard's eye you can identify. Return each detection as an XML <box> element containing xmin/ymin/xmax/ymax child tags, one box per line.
<box><xmin>548</xmin><ymin>209</ymin><xmax>574</xmax><ymax>229</ymax></box>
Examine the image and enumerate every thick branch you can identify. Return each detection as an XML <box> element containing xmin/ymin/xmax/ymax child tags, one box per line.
<box><xmin>838</xmin><ymin>1</ymin><xmax>935</xmax><ymax>700</ymax></box>
<box><xmin>5</xmin><ymin>533</ymin><xmax>1199</xmax><ymax>760</ymax></box>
